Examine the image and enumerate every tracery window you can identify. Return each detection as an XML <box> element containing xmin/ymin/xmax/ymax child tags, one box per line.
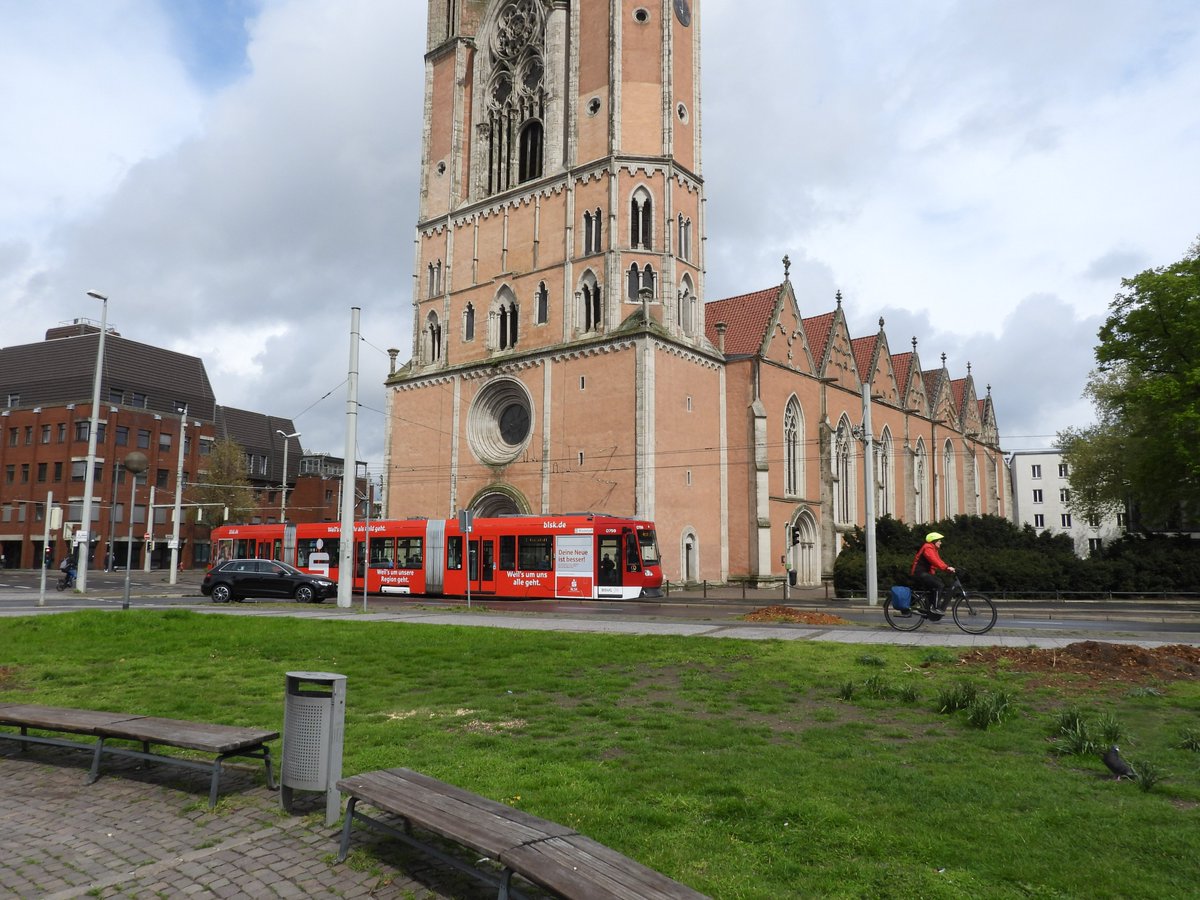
<box><xmin>484</xmin><ymin>0</ymin><xmax>547</xmax><ymax>195</ymax></box>
<box><xmin>580</xmin><ymin>272</ymin><xmax>602</xmax><ymax>332</ymax></box>
<box><xmin>491</xmin><ymin>288</ymin><xmax>519</xmax><ymax>350</ymax></box>
<box><xmin>784</xmin><ymin>399</ymin><xmax>802</xmax><ymax>497</ymax></box>
<box><xmin>424</xmin><ymin>311</ymin><xmax>442</xmax><ymax>364</ymax></box>
<box><xmin>631</xmin><ymin>187</ymin><xmax>652</xmax><ymax>249</ymax></box>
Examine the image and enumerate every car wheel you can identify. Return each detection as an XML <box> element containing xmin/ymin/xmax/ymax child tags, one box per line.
<box><xmin>211</xmin><ymin>583</ymin><xmax>232</xmax><ymax>604</ymax></box>
<box><xmin>294</xmin><ymin>584</ymin><xmax>315</xmax><ymax>603</ymax></box>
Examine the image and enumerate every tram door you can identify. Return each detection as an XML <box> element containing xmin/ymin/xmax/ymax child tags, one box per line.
<box><xmin>256</xmin><ymin>541</ymin><xmax>272</xmax><ymax>559</ymax></box>
<box><xmin>597</xmin><ymin>535</ymin><xmax>622</xmax><ymax>587</ymax></box>
<box><xmin>469</xmin><ymin>538</ymin><xmax>496</xmax><ymax>593</ymax></box>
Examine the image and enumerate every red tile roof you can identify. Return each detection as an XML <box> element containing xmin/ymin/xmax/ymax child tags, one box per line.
<box><xmin>892</xmin><ymin>351</ymin><xmax>914</xmax><ymax>392</ymax></box>
<box><xmin>950</xmin><ymin>377</ymin><xmax>967</xmax><ymax>415</ymax></box>
<box><xmin>705</xmin><ymin>287</ymin><xmax>779</xmax><ymax>356</ymax></box>
<box><xmin>802</xmin><ymin>312</ymin><xmax>835</xmax><ymax>366</ymax></box>
<box><xmin>851</xmin><ymin>335</ymin><xmax>877</xmax><ymax>382</ymax></box>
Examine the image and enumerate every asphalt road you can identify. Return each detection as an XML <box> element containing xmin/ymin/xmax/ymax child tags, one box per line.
<box><xmin>3</xmin><ymin>568</ymin><xmax>1199</xmax><ymax>644</ymax></box>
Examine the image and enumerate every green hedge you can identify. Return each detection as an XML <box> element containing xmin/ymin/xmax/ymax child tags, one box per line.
<box><xmin>834</xmin><ymin>514</ymin><xmax>1200</xmax><ymax>595</ymax></box>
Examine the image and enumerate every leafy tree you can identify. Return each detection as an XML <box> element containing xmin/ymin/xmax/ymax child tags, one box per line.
<box><xmin>188</xmin><ymin>439</ymin><xmax>257</xmax><ymax>524</ymax></box>
<box><xmin>1059</xmin><ymin>238</ymin><xmax>1200</xmax><ymax>529</ymax></box>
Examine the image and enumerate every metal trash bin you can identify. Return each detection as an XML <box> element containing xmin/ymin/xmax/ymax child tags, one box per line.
<box><xmin>281</xmin><ymin>671</ymin><xmax>346</xmax><ymax>826</ymax></box>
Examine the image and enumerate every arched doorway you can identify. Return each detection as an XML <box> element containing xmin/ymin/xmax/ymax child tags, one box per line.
<box><xmin>790</xmin><ymin>509</ymin><xmax>819</xmax><ymax>586</ymax></box>
<box><xmin>680</xmin><ymin>528</ymin><xmax>699</xmax><ymax>584</ymax></box>
<box><xmin>469</xmin><ymin>487</ymin><xmax>527</xmax><ymax>518</ymax></box>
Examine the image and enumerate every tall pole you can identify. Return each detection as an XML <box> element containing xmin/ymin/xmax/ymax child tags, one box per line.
<box><xmin>76</xmin><ymin>290</ymin><xmax>109</xmax><ymax>591</ymax></box>
<box><xmin>122</xmin><ymin>452</ymin><xmax>149</xmax><ymax>610</ymax></box>
<box><xmin>337</xmin><ymin>307</ymin><xmax>361</xmax><ymax>608</ymax></box>
<box><xmin>144</xmin><ymin>485</ymin><xmax>155</xmax><ymax>572</ymax></box>
<box><xmin>168</xmin><ymin>408</ymin><xmax>187</xmax><ymax>583</ymax></box>
<box><xmin>276</xmin><ymin>429</ymin><xmax>301</xmax><ymax>522</ymax></box>
<box><xmin>39</xmin><ymin>491</ymin><xmax>53</xmax><ymax>607</ymax></box>
<box><xmin>862</xmin><ymin>383</ymin><xmax>878</xmax><ymax>606</ymax></box>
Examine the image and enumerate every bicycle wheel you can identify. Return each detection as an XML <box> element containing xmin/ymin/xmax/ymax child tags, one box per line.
<box><xmin>952</xmin><ymin>592</ymin><xmax>997</xmax><ymax>634</ymax></box>
<box><xmin>884</xmin><ymin>596</ymin><xmax>925</xmax><ymax>631</ymax></box>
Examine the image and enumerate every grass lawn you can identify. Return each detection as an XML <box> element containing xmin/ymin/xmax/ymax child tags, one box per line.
<box><xmin>2</xmin><ymin>610</ymin><xmax>1198</xmax><ymax>898</ymax></box>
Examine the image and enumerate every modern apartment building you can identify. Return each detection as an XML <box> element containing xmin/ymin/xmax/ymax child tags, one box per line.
<box><xmin>1009</xmin><ymin>449</ymin><xmax>1125</xmax><ymax>556</ymax></box>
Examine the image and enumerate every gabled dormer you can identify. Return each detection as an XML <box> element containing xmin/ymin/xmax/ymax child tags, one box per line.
<box><xmin>850</xmin><ymin>318</ymin><xmax>902</xmax><ymax>407</ymax></box>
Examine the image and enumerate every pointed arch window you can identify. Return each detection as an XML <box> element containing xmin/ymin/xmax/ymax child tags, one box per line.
<box><xmin>535</xmin><ymin>281</ymin><xmax>549</xmax><ymax>324</ymax></box>
<box><xmin>943</xmin><ymin>439</ymin><xmax>958</xmax><ymax>516</ymax></box>
<box><xmin>630</xmin><ymin>188</ymin><xmax>652</xmax><ymax>249</ymax></box>
<box><xmin>583</xmin><ymin>208</ymin><xmax>604</xmax><ymax>255</ymax></box>
<box><xmin>463</xmin><ymin>302</ymin><xmax>475</xmax><ymax>342</ymax></box>
<box><xmin>834</xmin><ymin>418</ymin><xmax>855</xmax><ymax>524</ymax></box>
<box><xmin>580</xmin><ymin>272</ymin><xmax>602</xmax><ymax>332</ymax></box>
<box><xmin>626</xmin><ymin>264</ymin><xmax>656</xmax><ymax>300</ymax></box>
<box><xmin>784</xmin><ymin>399</ymin><xmax>803</xmax><ymax>497</ymax></box>
<box><xmin>677</xmin><ymin>276</ymin><xmax>696</xmax><ymax>335</ymax></box>
<box><xmin>490</xmin><ymin>288</ymin><xmax>519</xmax><ymax>350</ymax></box>
<box><xmin>427</xmin><ymin>261</ymin><xmax>443</xmax><ymax>299</ymax></box>
<box><xmin>913</xmin><ymin>439</ymin><xmax>929</xmax><ymax>523</ymax></box>
<box><xmin>424</xmin><ymin>311</ymin><xmax>442</xmax><ymax>364</ymax></box>
<box><xmin>483</xmin><ymin>0</ymin><xmax>547</xmax><ymax>196</ymax></box>
<box><xmin>878</xmin><ymin>428</ymin><xmax>894</xmax><ymax>517</ymax></box>
<box><xmin>677</xmin><ymin>213</ymin><xmax>692</xmax><ymax>261</ymax></box>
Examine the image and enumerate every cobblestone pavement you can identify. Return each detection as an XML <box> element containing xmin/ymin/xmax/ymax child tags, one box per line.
<box><xmin>0</xmin><ymin>746</ymin><xmax>515</xmax><ymax>899</ymax></box>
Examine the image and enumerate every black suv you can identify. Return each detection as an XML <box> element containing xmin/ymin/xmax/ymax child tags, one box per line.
<box><xmin>200</xmin><ymin>559</ymin><xmax>336</xmax><ymax>603</ymax></box>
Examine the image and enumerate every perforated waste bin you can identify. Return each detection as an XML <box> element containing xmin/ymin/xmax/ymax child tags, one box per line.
<box><xmin>281</xmin><ymin>671</ymin><xmax>346</xmax><ymax>826</ymax></box>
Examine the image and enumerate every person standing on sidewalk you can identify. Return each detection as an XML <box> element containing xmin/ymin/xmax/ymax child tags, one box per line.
<box><xmin>911</xmin><ymin>532</ymin><xmax>955</xmax><ymax>612</ymax></box>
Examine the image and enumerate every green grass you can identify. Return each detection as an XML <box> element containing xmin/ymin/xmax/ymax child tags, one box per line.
<box><xmin>2</xmin><ymin>610</ymin><xmax>1199</xmax><ymax>898</ymax></box>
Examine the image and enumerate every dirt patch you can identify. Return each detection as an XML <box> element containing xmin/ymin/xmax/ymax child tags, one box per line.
<box><xmin>742</xmin><ymin>606</ymin><xmax>854</xmax><ymax>626</ymax></box>
<box><xmin>956</xmin><ymin>641</ymin><xmax>1200</xmax><ymax>684</ymax></box>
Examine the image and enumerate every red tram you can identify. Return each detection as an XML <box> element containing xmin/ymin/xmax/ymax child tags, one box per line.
<box><xmin>209</xmin><ymin>514</ymin><xmax>664</xmax><ymax>601</ymax></box>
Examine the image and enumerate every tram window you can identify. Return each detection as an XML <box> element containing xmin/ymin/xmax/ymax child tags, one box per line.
<box><xmin>518</xmin><ymin>535</ymin><xmax>553</xmax><ymax>571</ymax></box>
<box><xmin>624</xmin><ymin>532</ymin><xmax>640</xmax><ymax>571</ymax></box>
<box><xmin>447</xmin><ymin>535</ymin><xmax>463</xmax><ymax>570</ymax></box>
<box><xmin>638</xmin><ymin>531</ymin><xmax>661</xmax><ymax>566</ymax></box>
<box><xmin>498</xmin><ymin>535</ymin><xmax>516</xmax><ymax>571</ymax></box>
<box><xmin>297</xmin><ymin>538</ymin><xmax>338</xmax><ymax>567</ymax></box>
<box><xmin>368</xmin><ymin>537</ymin><xmax>395</xmax><ymax>568</ymax></box>
<box><xmin>396</xmin><ymin>536</ymin><xmax>423</xmax><ymax>568</ymax></box>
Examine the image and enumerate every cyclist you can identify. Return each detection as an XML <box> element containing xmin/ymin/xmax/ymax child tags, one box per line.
<box><xmin>911</xmin><ymin>531</ymin><xmax>955</xmax><ymax>614</ymax></box>
<box><xmin>58</xmin><ymin>555</ymin><xmax>77</xmax><ymax>589</ymax></box>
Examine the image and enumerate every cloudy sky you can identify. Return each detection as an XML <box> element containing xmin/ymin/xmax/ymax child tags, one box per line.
<box><xmin>3</xmin><ymin>0</ymin><xmax>1198</xmax><ymax>479</ymax></box>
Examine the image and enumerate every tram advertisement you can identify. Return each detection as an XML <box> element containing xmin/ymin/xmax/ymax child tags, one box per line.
<box><xmin>554</xmin><ymin>534</ymin><xmax>594</xmax><ymax>599</ymax></box>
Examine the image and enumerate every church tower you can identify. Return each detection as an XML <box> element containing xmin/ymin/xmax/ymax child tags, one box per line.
<box><xmin>386</xmin><ymin>0</ymin><xmax>726</xmax><ymax>583</ymax></box>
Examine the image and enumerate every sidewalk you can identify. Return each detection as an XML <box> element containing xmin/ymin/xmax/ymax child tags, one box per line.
<box><xmin>0</xmin><ymin>746</ymin><xmax>493</xmax><ymax>899</ymax></box>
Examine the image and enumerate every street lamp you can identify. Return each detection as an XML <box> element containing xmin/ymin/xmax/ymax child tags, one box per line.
<box><xmin>76</xmin><ymin>290</ymin><xmax>109</xmax><ymax>592</ymax></box>
<box><xmin>276</xmin><ymin>430</ymin><xmax>301</xmax><ymax>522</ymax></box>
<box><xmin>121</xmin><ymin>451</ymin><xmax>149</xmax><ymax>610</ymax></box>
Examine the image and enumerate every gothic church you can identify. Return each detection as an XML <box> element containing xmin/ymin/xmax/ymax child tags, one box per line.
<box><xmin>383</xmin><ymin>0</ymin><xmax>1008</xmax><ymax>585</ymax></box>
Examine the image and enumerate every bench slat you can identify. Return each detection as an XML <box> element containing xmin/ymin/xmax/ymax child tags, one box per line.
<box><xmin>96</xmin><ymin>716</ymin><xmax>278</xmax><ymax>754</ymax></box>
<box><xmin>339</xmin><ymin>768</ymin><xmax>572</xmax><ymax>858</ymax></box>
<box><xmin>0</xmin><ymin>704</ymin><xmax>141</xmax><ymax>735</ymax></box>
<box><xmin>502</xmin><ymin>835</ymin><xmax>708</xmax><ymax>900</ymax></box>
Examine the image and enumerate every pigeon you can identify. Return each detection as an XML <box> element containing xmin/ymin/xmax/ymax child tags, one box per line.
<box><xmin>1102</xmin><ymin>745</ymin><xmax>1137</xmax><ymax>781</ymax></box>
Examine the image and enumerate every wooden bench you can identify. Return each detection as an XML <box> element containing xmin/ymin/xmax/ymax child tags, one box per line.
<box><xmin>336</xmin><ymin>767</ymin><xmax>709</xmax><ymax>900</ymax></box>
<box><xmin>0</xmin><ymin>702</ymin><xmax>277</xmax><ymax>807</ymax></box>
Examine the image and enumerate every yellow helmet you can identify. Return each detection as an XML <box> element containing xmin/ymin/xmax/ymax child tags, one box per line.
<box><xmin>926</xmin><ymin>532</ymin><xmax>944</xmax><ymax>542</ymax></box>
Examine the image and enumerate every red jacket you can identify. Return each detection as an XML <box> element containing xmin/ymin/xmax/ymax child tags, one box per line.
<box><xmin>911</xmin><ymin>542</ymin><xmax>949</xmax><ymax>576</ymax></box>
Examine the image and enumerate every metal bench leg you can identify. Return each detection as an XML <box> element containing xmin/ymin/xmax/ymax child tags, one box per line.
<box><xmin>86</xmin><ymin>738</ymin><xmax>106</xmax><ymax>784</ymax></box>
<box><xmin>498</xmin><ymin>867</ymin><xmax>515</xmax><ymax>900</ymax></box>
<box><xmin>336</xmin><ymin>797</ymin><xmax>358</xmax><ymax>863</ymax></box>
<box><xmin>263</xmin><ymin>745</ymin><xmax>277</xmax><ymax>790</ymax></box>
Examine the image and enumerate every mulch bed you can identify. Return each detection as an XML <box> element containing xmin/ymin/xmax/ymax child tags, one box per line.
<box><xmin>957</xmin><ymin>641</ymin><xmax>1200</xmax><ymax>683</ymax></box>
<box><xmin>741</xmin><ymin>606</ymin><xmax>853</xmax><ymax>626</ymax></box>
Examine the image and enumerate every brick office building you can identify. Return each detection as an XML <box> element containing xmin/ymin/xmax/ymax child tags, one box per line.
<box><xmin>383</xmin><ymin>0</ymin><xmax>1009</xmax><ymax>587</ymax></box>
<box><xmin>0</xmin><ymin>323</ymin><xmax>332</xmax><ymax>570</ymax></box>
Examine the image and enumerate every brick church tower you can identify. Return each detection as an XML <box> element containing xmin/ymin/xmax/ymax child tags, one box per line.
<box><xmin>385</xmin><ymin>0</ymin><xmax>727</xmax><ymax>583</ymax></box>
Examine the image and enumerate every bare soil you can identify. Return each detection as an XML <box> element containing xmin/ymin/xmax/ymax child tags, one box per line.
<box><xmin>742</xmin><ymin>606</ymin><xmax>854</xmax><ymax>626</ymax></box>
<box><xmin>957</xmin><ymin>640</ymin><xmax>1200</xmax><ymax>684</ymax></box>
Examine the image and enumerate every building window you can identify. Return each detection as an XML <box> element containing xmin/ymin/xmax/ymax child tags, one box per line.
<box><xmin>7</xmin><ymin>427</ymin><xmax>17</xmax><ymax>447</ymax></box>
<box><xmin>1030</xmin><ymin>464</ymin><xmax>1042</xmax><ymax>478</ymax></box>
<box><xmin>626</xmin><ymin>263</ymin><xmax>656</xmax><ymax>301</ymax></box>
<box><xmin>1088</xmin><ymin>538</ymin><xmax>1102</xmax><ymax>555</ymax></box>
<box><xmin>20</xmin><ymin>464</ymin><xmax>29</xmax><ymax>483</ymax></box>
<box><xmin>463</xmin><ymin>303</ymin><xmax>475</xmax><ymax>341</ymax></box>
<box><xmin>677</xmin><ymin>214</ymin><xmax>691</xmax><ymax>260</ymax></box>
<box><xmin>1032</xmin><ymin>489</ymin><xmax>1043</xmax><ymax>503</ymax></box>
<box><xmin>424</xmin><ymin>311</ymin><xmax>443</xmax><ymax>363</ymax></box>
<box><xmin>5</xmin><ymin>394</ymin><xmax>18</xmax><ymax>408</ymax></box>
<box><xmin>159</xmin><ymin>433</ymin><xmax>172</xmax><ymax>452</ymax></box>
<box><xmin>427</xmin><ymin>260</ymin><xmax>443</xmax><ymax>298</ymax></box>
<box><xmin>116</xmin><ymin>426</ymin><xmax>129</xmax><ymax>446</ymax></box>
<box><xmin>1059</xmin><ymin>488</ymin><xmax>1070</xmax><ymax>503</ymax></box>
<box><xmin>482</xmin><ymin>0</ymin><xmax>547</xmax><ymax>195</ymax></box>
<box><xmin>108</xmin><ymin>388</ymin><xmax>124</xmax><ymax>404</ymax></box>
<box><xmin>3</xmin><ymin>465</ymin><xmax>12</xmax><ymax>484</ymax></box>
<box><xmin>75</xmin><ymin>421</ymin><xmax>90</xmax><ymax>441</ymax></box>
<box><xmin>1087</xmin><ymin>514</ymin><xmax>1101</xmax><ymax>528</ymax></box>
<box><xmin>491</xmin><ymin>293</ymin><xmax>519</xmax><ymax>350</ymax></box>
<box><xmin>1061</xmin><ymin>513</ymin><xmax>1072</xmax><ymax>527</ymax></box>
<box><xmin>53</xmin><ymin>462</ymin><xmax>62</xmax><ymax>481</ymax></box>
<box><xmin>1033</xmin><ymin>514</ymin><xmax>1045</xmax><ymax>527</ymax></box>
<box><xmin>71</xmin><ymin>460</ymin><xmax>87</xmax><ymax>482</ymax></box>
<box><xmin>1117</xmin><ymin>512</ymin><xmax>1127</xmax><ymax>528</ymax></box>
<box><xmin>41</xmin><ymin>425</ymin><xmax>51</xmax><ymax>444</ymax></box>
<box><xmin>583</xmin><ymin>208</ymin><xmax>603</xmax><ymax>254</ymax></box>
<box><xmin>784</xmin><ymin>400</ymin><xmax>801</xmax><ymax>497</ymax></box>
<box><xmin>58</xmin><ymin>423</ymin><xmax>66</xmax><ymax>443</ymax></box>
<box><xmin>156</xmin><ymin>468</ymin><xmax>169</xmax><ymax>488</ymax></box>
<box><xmin>137</xmin><ymin>429</ymin><xmax>151</xmax><ymax>449</ymax></box>
<box><xmin>535</xmin><ymin>282</ymin><xmax>549</xmax><ymax>324</ymax></box>
<box><xmin>24</xmin><ymin>425</ymin><xmax>33</xmax><ymax>445</ymax></box>
<box><xmin>131</xmin><ymin>392</ymin><xmax>147</xmax><ymax>408</ymax></box>
<box><xmin>1058</xmin><ymin>463</ymin><xmax>1069</xmax><ymax>477</ymax></box>
<box><xmin>37</xmin><ymin>462</ymin><xmax>47</xmax><ymax>483</ymax></box>
<box><xmin>630</xmin><ymin>188</ymin><xmax>652</xmax><ymax>249</ymax></box>
<box><xmin>580</xmin><ymin>274</ymin><xmax>602</xmax><ymax>331</ymax></box>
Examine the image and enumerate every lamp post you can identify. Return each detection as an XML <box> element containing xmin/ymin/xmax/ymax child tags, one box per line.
<box><xmin>276</xmin><ymin>430</ymin><xmax>301</xmax><ymax>522</ymax></box>
<box><xmin>76</xmin><ymin>290</ymin><xmax>109</xmax><ymax>592</ymax></box>
<box><xmin>121</xmin><ymin>451</ymin><xmax>149</xmax><ymax>610</ymax></box>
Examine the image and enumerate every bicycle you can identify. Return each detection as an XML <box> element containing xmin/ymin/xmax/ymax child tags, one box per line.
<box><xmin>56</xmin><ymin>571</ymin><xmax>76</xmax><ymax>591</ymax></box>
<box><xmin>884</xmin><ymin>572</ymin><xmax>997</xmax><ymax>634</ymax></box>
